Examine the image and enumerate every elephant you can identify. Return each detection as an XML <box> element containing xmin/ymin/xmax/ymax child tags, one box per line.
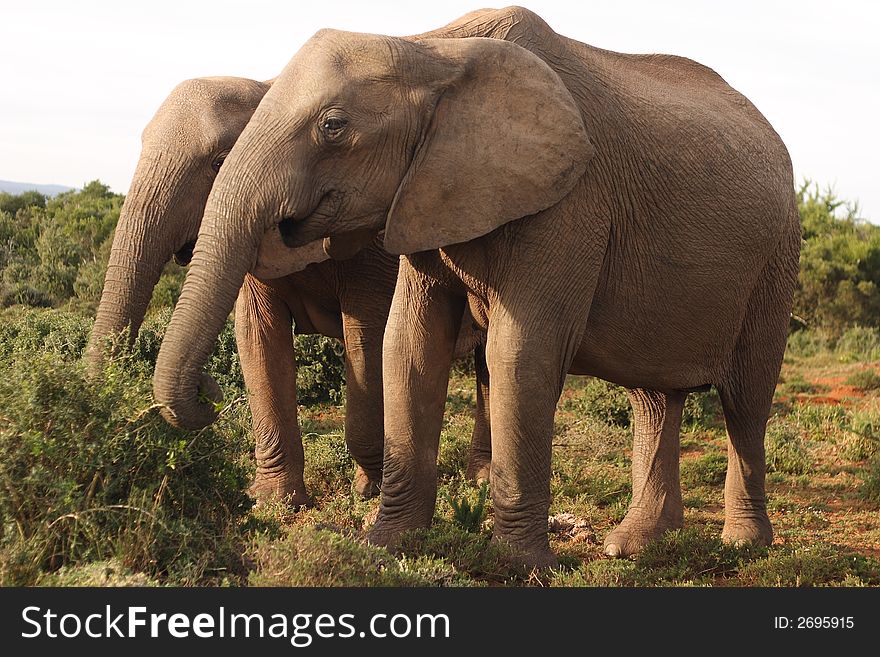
<box><xmin>86</xmin><ymin>73</ymin><xmax>491</xmax><ymax>505</ymax></box>
<box><xmin>153</xmin><ymin>6</ymin><xmax>800</xmax><ymax>566</ymax></box>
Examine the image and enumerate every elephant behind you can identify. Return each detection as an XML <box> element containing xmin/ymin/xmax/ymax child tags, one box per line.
<box><xmin>87</xmin><ymin>74</ymin><xmax>490</xmax><ymax>505</ymax></box>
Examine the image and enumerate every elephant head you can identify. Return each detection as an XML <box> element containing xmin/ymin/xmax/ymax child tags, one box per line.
<box><xmin>154</xmin><ymin>29</ymin><xmax>590</xmax><ymax>430</ymax></box>
<box><xmin>86</xmin><ymin>75</ymin><xmax>328</xmax><ymax>368</ymax></box>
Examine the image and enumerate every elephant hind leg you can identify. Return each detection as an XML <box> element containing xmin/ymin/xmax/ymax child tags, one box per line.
<box><xmin>603</xmin><ymin>388</ymin><xmax>686</xmax><ymax>558</ymax></box>
<box><xmin>716</xmin><ymin>232</ymin><xmax>799</xmax><ymax>547</ymax></box>
<box><xmin>465</xmin><ymin>344</ymin><xmax>492</xmax><ymax>484</ymax></box>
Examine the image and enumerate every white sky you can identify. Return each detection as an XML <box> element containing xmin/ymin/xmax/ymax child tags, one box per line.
<box><xmin>1</xmin><ymin>1</ymin><xmax>878</xmax><ymax>219</ymax></box>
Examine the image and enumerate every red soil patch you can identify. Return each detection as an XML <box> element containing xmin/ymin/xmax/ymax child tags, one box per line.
<box><xmin>795</xmin><ymin>374</ymin><xmax>865</xmax><ymax>406</ymax></box>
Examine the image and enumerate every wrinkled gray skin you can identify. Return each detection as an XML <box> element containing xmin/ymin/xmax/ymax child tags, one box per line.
<box><xmin>86</xmin><ymin>75</ymin><xmax>491</xmax><ymax>505</ymax></box>
<box><xmin>154</xmin><ymin>7</ymin><xmax>800</xmax><ymax>566</ymax></box>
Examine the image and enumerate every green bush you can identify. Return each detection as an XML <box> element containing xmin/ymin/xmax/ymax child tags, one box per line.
<box><xmin>565</xmin><ymin>378</ymin><xmax>632</xmax><ymax>427</ymax></box>
<box><xmin>785</xmin><ymin>329</ymin><xmax>832</xmax><ymax>359</ymax></box>
<box><xmin>794</xmin><ymin>183</ymin><xmax>880</xmax><ymax>335</ymax></box>
<box><xmin>0</xmin><ymin>307</ymin><xmax>92</xmax><ymax>363</ymax></box>
<box><xmin>836</xmin><ymin>327</ymin><xmax>880</xmax><ymax>362</ymax></box>
<box><xmin>682</xmin><ymin>391</ymin><xmax>723</xmax><ymax>430</ymax></box>
<box><xmin>0</xmin><ymin>354</ymin><xmax>252</xmax><ymax>585</ymax></box>
<box><xmin>1</xmin><ymin>182</ymin><xmax>121</xmax><ymax>309</ymax></box>
<box><xmin>294</xmin><ymin>335</ymin><xmax>346</xmax><ymax>404</ymax></box>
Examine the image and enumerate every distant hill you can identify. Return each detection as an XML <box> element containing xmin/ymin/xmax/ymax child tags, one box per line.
<box><xmin>0</xmin><ymin>180</ymin><xmax>75</xmax><ymax>196</ymax></box>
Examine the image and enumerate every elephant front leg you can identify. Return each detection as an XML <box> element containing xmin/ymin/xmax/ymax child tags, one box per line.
<box><xmin>367</xmin><ymin>268</ymin><xmax>464</xmax><ymax>547</ymax></box>
<box><xmin>235</xmin><ymin>278</ymin><xmax>311</xmax><ymax>508</ymax></box>
<box><xmin>603</xmin><ymin>388</ymin><xmax>686</xmax><ymax>558</ymax></box>
<box><xmin>485</xmin><ymin>320</ymin><xmax>574</xmax><ymax>569</ymax></box>
<box><xmin>340</xmin><ymin>313</ymin><xmax>386</xmax><ymax>499</ymax></box>
<box><xmin>465</xmin><ymin>344</ymin><xmax>492</xmax><ymax>484</ymax></box>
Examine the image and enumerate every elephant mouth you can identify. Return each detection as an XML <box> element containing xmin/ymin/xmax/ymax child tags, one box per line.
<box><xmin>278</xmin><ymin>191</ymin><xmax>344</xmax><ymax>248</ymax></box>
<box><xmin>173</xmin><ymin>240</ymin><xmax>196</xmax><ymax>266</ymax></box>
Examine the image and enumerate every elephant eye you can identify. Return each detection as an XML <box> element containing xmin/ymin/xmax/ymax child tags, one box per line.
<box><xmin>211</xmin><ymin>154</ymin><xmax>227</xmax><ymax>173</ymax></box>
<box><xmin>321</xmin><ymin>116</ymin><xmax>348</xmax><ymax>138</ymax></box>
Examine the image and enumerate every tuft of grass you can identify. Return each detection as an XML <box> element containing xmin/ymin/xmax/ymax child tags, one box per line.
<box><xmin>790</xmin><ymin>402</ymin><xmax>848</xmax><ymax>436</ymax></box>
<box><xmin>765</xmin><ymin>420</ymin><xmax>812</xmax><ymax>475</ymax></box>
<box><xmin>36</xmin><ymin>559</ymin><xmax>160</xmax><ymax>587</ymax></box>
<box><xmin>858</xmin><ymin>456</ymin><xmax>880</xmax><ymax>506</ymax></box>
<box><xmin>632</xmin><ymin>527</ymin><xmax>767</xmax><ymax>585</ymax></box>
<box><xmin>738</xmin><ymin>544</ymin><xmax>880</xmax><ymax>586</ymax></box>
<box><xmin>552</xmin><ymin>558</ymin><xmax>639</xmax><ymax>587</ymax></box>
<box><xmin>783</xmin><ymin>374</ymin><xmax>823</xmax><ymax>395</ymax></box>
<box><xmin>396</xmin><ymin>522</ymin><xmax>522</xmax><ymax>584</ymax></box>
<box><xmin>301</xmin><ymin>432</ymin><xmax>354</xmax><ymax>501</ymax></box>
<box><xmin>845</xmin><ymin>369</ymin><xmax>880</xmax><ymax>391</ymax></box>
<box><xmin>248</xmin><ymin>527</ymin><xmax>428</xmax><ymax>587</ymax></box>
<box><xmin>681</xmin><ymin>452</ymin><xmax>727</xmax><ymax>488</ymax></box>
<box><xmin>841</xmin><ymin>408</ymin><xmax>880</xmax><ymax>461</ymax></box>
<box><xmin>442</xmin><ymin>482</ymin><xmax>489</xmax><ymax>533</ymax></box>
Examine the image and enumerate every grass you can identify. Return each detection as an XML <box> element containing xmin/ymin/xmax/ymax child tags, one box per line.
<box><xmin>846</xmin><ymin>369</ymin><xmax>880</xmax><ymax>391</ymax></box>
<box><xmin>2</xmin><ymin>310</ymin><xmax>879</xmax><ymax>587</ymax></box>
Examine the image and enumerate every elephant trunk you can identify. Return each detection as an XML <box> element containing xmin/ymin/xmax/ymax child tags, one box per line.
<box><xmin>86</xmin><ymin>154</ymin><xmax>188</xmax><ymax>369</ymax></box>
<box><xmin>153</xmin><ymin>182</ymin><xmax>265</xmax><ymax>430</ymax></box>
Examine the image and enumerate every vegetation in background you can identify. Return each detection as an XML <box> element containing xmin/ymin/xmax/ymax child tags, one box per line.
<box><xmin>2</xmin><ymin>181</ymin><xmax>880</xmax><ymax>587</ymax></box>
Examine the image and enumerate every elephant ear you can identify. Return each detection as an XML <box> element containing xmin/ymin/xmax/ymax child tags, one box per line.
<box><xmin>384</xmin><ymin>37</ymin><xmax>593</xmax><ymax>255</ymax></box>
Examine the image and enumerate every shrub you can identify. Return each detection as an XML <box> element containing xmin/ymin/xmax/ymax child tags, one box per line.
<box><xmin>785</xmin><ymin>329</ymin><xmax>832</xmax><ymax>359</ymax></box>
<box><xmin>0</xmin><ymin>354</ymin><xmax>252</xmax><ymax>585</ymax></box>
<box><xmin>0</xmin><ymin>306</ymin><xmax>92</xmax><ymax>363</ymax></box>
<box><xmin>794</xmin><ymin>183</ymin><xmax>880</xmax><ymax>334</ymax></box>
<box><xmin>682</xmin><ymin>391</ymin><xmax>723</xmax><ymax>430</ymax></box>
<box><xmin>836</xmin><ymin>327</ymin><xmax>880</xmax><ymax>362</ymax></box>
<box><xmin>294</xmin><ymin>334</ymin><xmax>346</xmax><ymax>404</ymax></box>
<box><xmin>565</xmin><ymin>378</ymin><xmax>632</xmax><ymax>427</ymax></box>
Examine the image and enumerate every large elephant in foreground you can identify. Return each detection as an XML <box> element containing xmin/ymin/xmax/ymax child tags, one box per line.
<box><xmin>87</xmin><ymin>74</ymin><xmax>490</xmax><ymax>505</ymax></box>
<box><xmin>154</xmin><ymin>7</ymin><xmax>800</xmax><ymax>565</ymax></box>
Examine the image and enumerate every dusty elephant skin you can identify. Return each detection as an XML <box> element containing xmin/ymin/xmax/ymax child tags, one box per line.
<box><xmin>86</xmin><ymin>74</ymin><xmax>490</xmax><ymax>505</ymax></box>
<box><xmin>156</xmin><ymin>7</ymin><xmax>800</xmax><ymax>567</ymax></box>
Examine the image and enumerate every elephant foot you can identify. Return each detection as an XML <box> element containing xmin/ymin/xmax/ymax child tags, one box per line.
<box><xmin>603</xmin><ymin>505</ymin><xmax>684</xmax><ymax>558</ymax></box>
<box><xmin>492</xmin><ymin>532</ymin><xmax>558</xmax><ymax>570</ymax></box>
<box><xmin>465</xmin><ymin>457</ymin><xmax>491</xmax><ymax>485</ymax></box>
<box><xmin>721</xmin><ymin>513</ymin><xmax>773</xmax><ymax>547</ymax></box>
<box><xmin>249</xmin><ymin>476</ymin><xmax>313</xmax><ymax>509</ymax></box>
<box><xmin>366</xmin><ymin>512</ymin><xmax>430</xmax><ymax>550</ymax></box>
<box><xmin>353</xmin><ymin>465</ymin><xmax>381</xmax><ymax>499</ymax></box>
